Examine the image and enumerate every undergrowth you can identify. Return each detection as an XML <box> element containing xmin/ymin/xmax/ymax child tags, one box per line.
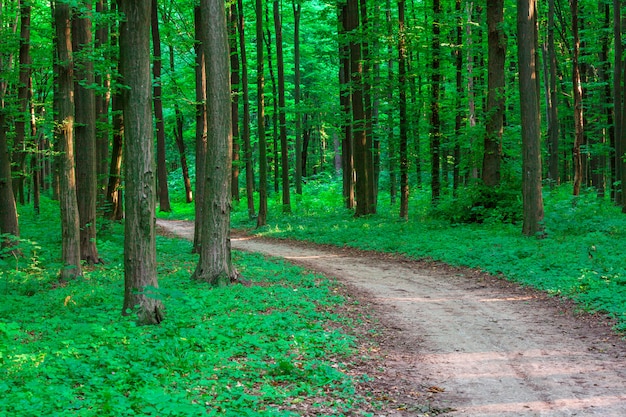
<box><xmin>227</xmin><ymin>180</ymin><xmax>626</xmax><ymax>333</ymax></box>
<box><xmin>1</xmin><ymin>199</ymin><xmax>376</xmax><ymax>416</ymax></box>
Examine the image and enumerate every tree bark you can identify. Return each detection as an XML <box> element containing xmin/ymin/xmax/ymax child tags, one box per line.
<box><xmin>95</xmin><ymin>0</ymin><xmax>110</xmax><ymax>198</ymax></box>
<box><xmin>273</xmin><ymin>0</ymin><xmax>291</xmax><ymax>213</ymax></box>
<box><xmin>293</xmin><ymin>0</ymin><xmax>302</xmax><ymax>195</ymax></box>
<box><xmin>483</xmin><ymin>0</ymin><xmax>505</xmax><ymax>188</ymax></box>
<box><xmin>73</xmin><ymin>2</ymin><xmax>101</xmax><ymax>264</ymax></box>
<box><xmin>229</xmin><ymin>3</ymin><xmax>241</xmax><ymax>203</ymax></box>
<box><xmin>398</xmin><ymin>0</ymin><xmax>409</xmax><ymax>220</ymax></box>
<box><xmin>338</xmin><ymin>3</ymin><xmax>354</xmax><ymax>209</ymax></box>
<box><xmin>571</xmin><ymin>0</ymin><xmax>583</xmax><ymax>196</ymax></box>
<box><xmin>193</xmin><ymin>5</ymin><xmax>207</xmax><ymax>252</ymax></box>
<box><xmin>192</xmin><ymin>0</ymin><xmax>235</xmax><ymax>286</ymax></box>
<box><xmin>430</xmin><ymin>0</ymin><xmax>442</xmax><ymax>203</ymax></box>
<box><xmin>256</xmin><ymin>0</ymin><xmax>268</xmax><ymax>227</ymax></box>
<box><xmin>151</xmin><ymin>0</ymin><xmax>171</xmax><ymax>212</ymax></box>
<box><xmin>546</xmin><ymin>0</ymin><xmax>560</xmax><ymax>187</ymax></box>
<box><xmin>0</xmin><ymin>114</ymin><xmax>20</xmax><ymax>249</ymax></box>
<box><xmin>517</xmin><ymin>0</ymin><xmax>544</xmax><ymax>236</ymax></box>
<box><xmin>53</xmin><ymin>1</ymin><xmax>82</xmax><ymax>280</ymax></box>
<box><xmin>236</xmin><ymin>0</ymin><xmax>255</xmax><ymax>219</ymax></box>
<box><xmin>119</xmin><ymin>0</ymin><xmax>163</xmax><ymax>324</ymax></box>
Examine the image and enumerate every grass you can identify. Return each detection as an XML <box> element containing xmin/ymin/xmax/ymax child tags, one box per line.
<box><xmin>1</xmin><ymin>198</ymin><xmax>379</xmax><ymax>416</ymax></box>
<box><xmin>224</xmin><ymin>180</ymin><xmax>626</xmax><ymax>333</ymax></box>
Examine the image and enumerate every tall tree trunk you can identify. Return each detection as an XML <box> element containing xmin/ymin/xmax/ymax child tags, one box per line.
<box><xmin>193</xmin><ymin>5</ymin><xmax>207</xmax><ymax>251</ymax></box>
<box><xmin>53</xmin><ymin>1</ymin><xmax>82</xmax><ymax>280</ymax></box>
<box><xmin>347</xmin><ymin>0</ymin><xmax>375</xmax><ymax>216</ymax></box>
<box><xmin>273</xmin><ymin>0</ymin><xmax>291</xmax><ymax>213</ymax></box>
<box><xmin>192</xmin><ymin>0</ymin><xmax>235</xmax><ymax>286</ymax></box>
<box><xmin>483</xmin><ymin>0</ymin><xmax>505</xmax><ymax>188</ymax></box>
<box><xmin>430</xmin><ymin>0</ymin><xmax>441</xmax><ymax>203</ymax></box>
<box><xmin>293</xmin><ymin>0</ymin><xmax>302</xmax><ymax>194</ymax></box>
<box><xmin>0</xmin><ymin>113</ymin><xmax>20</xmax><ymax>249</ymax></box>
<box><xmin>236</xmin><ymin>0</ymin><xmax>255</xmax><ymax>219</ymax></box>
<box><xmin>256</xmin><ymin>0</ymin><xmax>268</xmax><ymax>227</ymax></box>
<box><xmin>517</xmin><ymin>0</ymin><xmax>544</xmax><ymax>236</ymax></box>
<box><xmin>453</xmin><ymin>0</ymin><xmax>462</xmax><ymax>193</ymax></box>
<box><xmin>95</xmin><ymin>0</ymin><xmax>110</xmax><ymax>199</ymax></box>
<box><xmin>73</xmin><ymin>2</ymin><xmax>101</xmax><ymax>264</ymax></box>
<box><xmin>12</xmin><ymin>2</ymin><xmax>31</xmax><ymax>206</ymax></box>
<box><xmin>546</xmin><ymin>0</ymin><xmax>560</xmax><ymax>187</ymax></box>
<box><xmin>229</xmin><ymin>4</ymin><xmax>241</xmax><ymax>203</ymax></box>
<box><xmin>119</xmin><ymin>0</ymin><xmax>163</xmax><ymax>324</ymax></box>
<box><xmin>151</xmin><ymin>0</ymin><xmax>170</xmax><ymax>212</ymax></box>
<box><xmin>338</xmin><ymin>3</ymin><xmax>354</xmax><ymax>209</ymax></box>
<box><xmin>264</xmin><ymin>11</ymin><xmax>279</xmax><ymax>194</ymax></box>
<box><xmin>398</xmin><ymin>0</ymin><xmax>409</xmax><ymax>220</ymax></box>
<box><xmin>386</xmin><ymin>0</ymin><xmax>397</xmax><ymax>205</ymax></box>
<box><xmin>360</xmin><ymin>0</ymin><xmax>376</xmax><ymax>209</ymax></box>
<box><xmin>571</xmin><ymin>0</ymin><xmax>583</xmax><ymax>196</ymax></box>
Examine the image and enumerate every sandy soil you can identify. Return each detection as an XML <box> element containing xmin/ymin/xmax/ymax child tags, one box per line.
<box><xmin>157</xmin><ymin>219</ymin><xmax>626</xmax><ymax>416</ymax></box>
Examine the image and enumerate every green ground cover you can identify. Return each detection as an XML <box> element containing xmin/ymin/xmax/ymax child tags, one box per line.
<box><xmin>1</xmin><ymin>200</ymin><xmax>378</xmax><ymax>416</ymax></box>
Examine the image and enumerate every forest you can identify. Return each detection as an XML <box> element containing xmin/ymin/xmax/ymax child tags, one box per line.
<box><xmin>3</xmin><ymin>0</ymin><xmax>626</xmax><ymax>415</ymax></box>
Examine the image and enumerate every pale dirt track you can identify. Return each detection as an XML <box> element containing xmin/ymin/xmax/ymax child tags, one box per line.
<box><xmin>157</xmin><ymin>219</ymin><xmax>626</xmax><ymax>416</ymax></box>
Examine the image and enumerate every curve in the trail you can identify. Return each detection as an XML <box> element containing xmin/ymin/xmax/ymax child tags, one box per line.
<box><xmin>157</xmin><ymin>220</ymin><xmax>626</xmax><ymax>416</ymax></box>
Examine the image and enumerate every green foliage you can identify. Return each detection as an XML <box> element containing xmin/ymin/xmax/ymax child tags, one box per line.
<box><xmin>2</xmin><ymin>198</ymin><xmax>371</xmax><ymax>416</ymax></box>
<box><xmin>432</xmin><ymin>183</ymin><xmax>523</xmax><ymax>224</ymax></box>
<box><xmin>235</xmin><ymin>180</ymin><xmax>626</xmax><ymax>333</ymax></box>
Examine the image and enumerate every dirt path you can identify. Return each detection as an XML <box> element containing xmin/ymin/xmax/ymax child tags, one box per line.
<box><xmin>157</xmin><ymin>219</ymin><xmax>626</xmax><ymax>416</ymax></box>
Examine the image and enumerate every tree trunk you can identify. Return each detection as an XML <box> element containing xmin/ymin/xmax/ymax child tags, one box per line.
<box><xmin>119</xmin><ymin>0</ymin><xmax>163</xmax><ymax>324</ymax></box>
<box><xmin>571</xmin><ymin>0</ymin><xmax>583</xmax><ymax>196</ymax></box>
<box><xmin>105</xmin><ymin>91</ymin><xmax>124</xmax><ymax>221</ymax></box>
<box><xmin>483</xmin><ymin>0</ymin><xmax>505</xmax><ymax>188</ymax></box>
<box><xmin>398</xmin><ymin>0</ymin><xmax>409</xmax><ymax>220</ymax></box>
<box><xmin>430</xmin><ymin>0</ymin><xmax>441</xmax><ymax>203</ymax></box>
<box><xmin>192</xmin><ymin>0</ymin><xmax>235</xmax><ymax>286</ymax></box>
<box><xmin>517</xmin><ymin>0</ymin><xmax>544</xmax><ymax>236</ymax></box>
<box><xmin>272</xmin><ymin>1</ymin><xmax>291</xmax><ymax>213</ymax></box>
<box><xmin>386</xmin><ymin>0</ymin><xmax>397</xmax><ymax>205</ymax></box>
<box><xmin>151</xmin><ymin>0</ymin><xmax>171</xmax><ymax>213</ymax></box>
<box><xmin>256</xmin><ymin>0</ymin><xmax>268</xmax><ymax>227</ymax></box>
<box><xmin>229</xmin><ymin>3</ymin><xmax>241</xmax><ymax>203</ymax></box>
<box><xmin>193</xmin><ymin>5</ymin><xmax>207</xmax><ymax>252</ymax></box>
<box><xmin>338</xmin><ymin>3</ymin><xmax>354</xmax><ymax>209</ymax></box>
<box><xmin>53</xmin><ymin>1</ymin><xmax>82</xmax><ymax>280</ymax></box>
<box><xmin>236</xmin><ymin>0</ymin><xmax>255</xmax><ymax>219</ymax></box>
<box><xmin>293</xmin><ymin>0</ymin><xmax>302</xmax><ymax>194</ymax></box>
<box><xmin>0</xmin><ymin>114</ymin><xmax>20</xmax><ymax>249</ymax></box>
<box><xmin>73</xmin><ymin>2</ymin><xmax>101</xmax><ymax>264</ymax></box>
<box><xmin>264</xmin><ymin>11</ymin><xmax>279</xmax><ymax>194</ymax></box>
<box><xmin>168</xmin><ymin>44</ymin><xmax>193</xmax><ymax>204</ymax></box>
<box><xmin>95</xmin><ymin>0</ymin><xmax>110</xmax><ymax>199</ymax></box>
<box><xmin>546</xmin><ymin>0</ymin><xmax>559</xmax><ymax>187</ymax></box>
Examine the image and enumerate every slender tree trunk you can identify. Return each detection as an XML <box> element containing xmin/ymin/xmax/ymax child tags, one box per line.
<box><xmin>430</xmin><ymin>0</ymin><xmax>441</xmax><ymax>203</ymax></box>
<box><xmin>273</xmin><ymin>1</ymin><xmax>291</xmax><ymax>213</ymax></box>
<box><xmin>192</xmin><ymin>0</ymin><xmax>235</xmax><ymax>285</ymax></box>
<box><xmin>386</xmin><ymin>0</ymin><xmax>397</xmax><ymax>205</ymax></box>
<box><xmin>229</xmin><ymin>4</ymin><xmax>241</xmax><ymax>203</ymax></box>
<box><xmin>236</xmin><ymin>0</ymin><xmax>255</xmax><ymax>219</ymax></box>
<box><xmin>168</xmin><ymin>44</ymin><xmax>193</xmax><ymax>203</ymax></box>
<box><xmin>359</xmin><ymin>0</ymin><xmax>376</xmax><ymax>209</ymax></box>
<box><xmin>0</xmin><ymin>114</ymin><xmax>20</xmax><ymax>248</ymax></box>
<box><xmin>193</xmin><ymin>5</ymin><xmax>207</xmax><ymax>251</ymax></box>
<box><xmin>398</xmin><ymin>0</ymin><xmax>409</xmax><ymax>220</ymax></box>
<box><xmin>571</xmin><ymin>0</ymin><xmax>583</xmax><ymax>196</ymax></box>
<box><xmin>264</xmin><ymin>10</ymin><xmax>279</xmax><ymax>194</ymax></box>
<box><xmin>517</xmin><ymin>0</ymin><xmax>544</xmax><ymax>236</ymax></box>
<box><xmin>105</xmin><ymin>91</ymin><xmax>123</xmax><ymax>221</ymax></box>
<box><xmin>95</xmin><ymin>0</ymin><xmax>110</xmax><ymax>199</ymax></box>
<box><xmin>546</xmin><ymin>0</ymin><xmax>560</xmax><ymax>187</ymax></box>
<box><xmin>256</xmin><ymin>0</ymin><xmax>268</xmax><ymax>227</ymax></box>
<box><xmin>293</xmin><ymin>0</ymin><xmax>302</xmax><ymax>194</ymax></box>
<box><xmin>338</xmin><ymin>3</ymin><xmax>354</xmax><ymax>209</ymax></box>
<box><xmin>73</xmin><ymin>2</ymin><xmax>101</xmax><ymax>264</ymax></box>
<box><xmin>11</xmin><ymin>2</ymin><xmax>31</xmax><ymax>206</ymax></box>
<box><xmin>483</xmin><ymin>0</ymin><xmax>505</xmax><ymax>188</ymax></box>
<box><xmin>151</xmin><ymin>0</ymin><xmax>170</xmax><ymax>212</ymax></box>
<box><xmin>119</xmin><ymin>0</ymin><xmax>163</xmax><ymax>324</ymax></box>
<box><xmin>53</xmin><ymin>1</ymin><xmax>82</xmax><ymax>280</ymax></box>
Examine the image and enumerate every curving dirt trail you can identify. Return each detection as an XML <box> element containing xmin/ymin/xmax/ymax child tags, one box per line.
<box><xmin>157</xmin><ymin>219</ymin><xmax>626</xmax><ymax>416</ymax></box>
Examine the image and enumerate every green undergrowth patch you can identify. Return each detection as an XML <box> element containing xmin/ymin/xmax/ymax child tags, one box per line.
<box><xmin>1</xmin><ymin>199</ymin><xmax>374</xmax><ymax>416</ymax></box>
<box><xmin>240</xmin><ymin>182</ymin><xmax>626</xmax><ymax>333</ymax></box>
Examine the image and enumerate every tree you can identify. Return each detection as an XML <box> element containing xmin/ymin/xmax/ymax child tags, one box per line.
<box><xmin>517</xmin><ymin>0</ymin><xmax>544</xmax><ymax>236</ymax></box>
<box><xmin>53</xmin><ymin>1</ymin><xmax>82</xmax><ymax>280</ymax></box>
<box><xmin>571</xmin><ymin>0</ymin><xmax>583</xmax><ymax>196</ymax></box>
<box><xmin>119</xmin><ymin>0</ymin><xmax>163</xmax><ymax>324</ymax></box>
<box><xmin>430</xmin><ymin>0</ymin><xmax>441</xmax><ymax>203</ymax></box>
<box><xmin>256</xmin><ymin>0</ymin><xmax>268</xmax><ymax>227</ymax></box>
<box><xmin>73</xmin><ymin>2</ymin><xmax>101</xmax><ymax>264</ymax></box>
<box><xmin>545</xmin><ymin>0</ymin><xmax>559</xmax><ymax>187</ymax></box>
<box><xmin>293</xmin><ymin>0</ymin><xmax>302</xmax><ymax>195</ymax></box>
<box><xmin>193</xmin><ymin>5</ymin><xmax>207</xmax><ymax>252</ymax></box>
<box><xmin>151</xmin><ymin>0</ymin><xmax>171</xmax><ymax>213</ymax></box>
<box><xmin>398</xmin><ymin>0</ymin><xmax>409</xmax><ymax>220</ymax></box>
<box><xmin>273</xmin><ymin>0</ymin><xmax>291</xmax><ymax>213</ymax></box>
<box><xmin>338</xmin><ymin>2</ymin><xmax>354</xmax><ymax>209</ymax></box>
<box><xmin>483</xmin><ymin>0</ymin><xmax>505</xmax><ymax>188</ymax></box>
<box><xmin>192</xmin><ymin>0</ymin><xmax>236</xmax><ymax>285</ymax></box>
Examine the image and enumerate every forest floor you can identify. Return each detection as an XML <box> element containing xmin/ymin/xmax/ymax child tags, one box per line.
<box><xmin>157</xmin><ymin>219</ymin><xmax>626</xmax><ymax>416</ymax></box>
